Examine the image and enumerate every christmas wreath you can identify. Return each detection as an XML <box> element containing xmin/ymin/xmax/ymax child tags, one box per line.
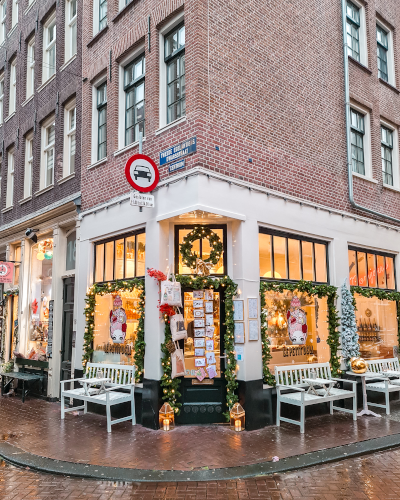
<box><xmin>179</xmin><ymin>226</ymin><xmax>223</xmax><ymax>270</ymax></box>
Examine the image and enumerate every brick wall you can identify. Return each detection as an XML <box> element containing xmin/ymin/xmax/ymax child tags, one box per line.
<box><xmin>0</xmin><ymin>0</ymin><xmax>82</xmax><ymax>229</ymax></box>
<box><xmin>81</xmin><ymin>0</ymin><xmax>400</xmax><ymax>225</ymax></box>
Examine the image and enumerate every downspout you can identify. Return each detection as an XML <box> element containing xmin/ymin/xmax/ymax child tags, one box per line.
<box><xmin>341</xmin><ymin>0</ymin><xmax>400</xmax><ymax>225</ymax></box>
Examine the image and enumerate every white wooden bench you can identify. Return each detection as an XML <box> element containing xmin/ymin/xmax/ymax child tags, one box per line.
<box><xmin>60</xmin><ymin>363</ymin><xmax>136</xmax><ymax>432</ymax></box>
<box><xmin>365</xmin><ymin>358</ymin><xmax>400</xmax><ymax>415</ymax></box>
<box><xmin>275</xmin><ymin>362</ymin><xmax>357</xmax><ymax>433</ymax></box>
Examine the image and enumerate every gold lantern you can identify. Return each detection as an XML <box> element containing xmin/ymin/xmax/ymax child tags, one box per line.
<box><xmin>350</xmin><ymin>357</ymin><xmax>368</xmax><ymax>374</ymax></box>
<box><xmin>230</xmin><ymin>402</ymin><xmax>245</xmax><ymax>432</ymax></box>
<box><xmin>159</xmin><ymin>403</ymin><xmax>175</xmax><ymax>431</ymax></box>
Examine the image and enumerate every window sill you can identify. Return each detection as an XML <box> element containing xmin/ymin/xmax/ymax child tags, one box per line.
<box><xmin>35</xmin><ymin>184</ymin><xmax>54</xmax><ymax>197</ymax></box>
<box><xmin>155</xmin><ymin>116</ymin><xmax>186</xmax><ymax>136</ymax></box>
<box><xmin>37</xmin><ymin>74</ymin><xmax>56</xmax><ymax>93</ymax></box>
<box><xmin>4</xmin><ymin>112</ymin><xmax>15</xmax><ymax>123</ymax></box>
<box><xmin>378</xmin><ymin>78</ymin><xmax>400</xmax><ymax>94</ymax></box>
<box><xmin>348</xmin><ymin>56</ymin><xmax>372</xmax><ymax>75</ymax></box>
<box><xmin>19</xmin><ymin>196</ymin><xmax>32</xmax><ymax>205</ymax></box>
<box><xmin>383</xmin><ymin>183</ymin><xmax>400</xmax><ymax>193</ymax></box>
<box><xmin>7</xmin><ymin>25</ymin><xmax>17</xmax><ymax>38</ymax></box>
<box><xmin>87</xmin><ymin>157</ymin><xmax>108</xmax><ymax>170</ymax></box>
<box><xmin>58</xmin><ymin>172</ymin><xmax>75</xmax><ymax>185</ymax></box>
<box><xmin>352</xmin><ymin>172</ymin><xmax>378</xmax><ymax>184</ymax></box>
<box><xmin>21</xmin><ymin>95</ymin><xmax>34</xmax><ymax>107</ymax></box>
<box><xmin>24</xmin><ymin>1</ymin><xmax>36</xmax><ymax>15</ymax></box>
<box><xmin>87</xmin><ymin>25</ymin><xmax>109</xmax><ymax>48</ymax></box>
<box><xmin>60</xmin><ymin>54</ymin><xmax>77</xmax><ymax>72</ymax></box>
<box><xmin>114</xmin><ymin>138</ymin><xmax>146</xmax><ymax>157</ymax></box>
<box><xmin>112</xmin><ymin>0</ymin><xmax>135</xmax><ymax>23</ymax></box>
<box><xmin>1</xmin><ymin>206</ymin><xmax>13</xmax><ymax>213</ymax></box>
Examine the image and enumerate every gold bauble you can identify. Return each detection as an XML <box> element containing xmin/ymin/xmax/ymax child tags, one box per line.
<box><xmin>307</xmin><ymin>355</ymin><xmax>318</xmax><ymax>364</ymax></box>
<box><xmin>350</xmin><ymin>357</ymin><xmax>368</xmax><ymax>374</ymax></box>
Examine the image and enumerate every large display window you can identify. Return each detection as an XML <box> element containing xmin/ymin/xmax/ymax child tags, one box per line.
<box><xmin>348</xmin><ymin>248</ymin><xmax>395</xmax><ymax>289</ymax></box>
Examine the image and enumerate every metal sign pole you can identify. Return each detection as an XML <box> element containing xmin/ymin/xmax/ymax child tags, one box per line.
<box><xmin>139</xmin><ymin>132</ymin><xmax>143</xmax><ymax>211</ymax></box>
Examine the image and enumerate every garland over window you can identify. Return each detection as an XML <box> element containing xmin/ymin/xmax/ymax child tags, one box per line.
<box><xmin>160</xmin><ymin>275</ymin><xmax>238</xmax><ymax>419</ymax></box>
<box><xmin>179</xmin><ymin>226</ymin><xmax>223</xmax><ymax>269</ymax></box>
<box><xmin>260</xmin><ymin>281</ymin><xmax>340</xmax><ymax>383</ymax></box>
<box><xmin>83</xmin><ymin>279</ymin><xmax>145</xmax><ymax>383</ymax></box>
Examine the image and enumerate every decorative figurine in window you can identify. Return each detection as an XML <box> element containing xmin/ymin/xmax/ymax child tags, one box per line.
<box><xmin>110</xmin><ymin>295</ymin><xmax>127</xmax><ymax>344</ymax></box>
<box><xmin>287</xmin><ymin>296</ymin><xmax>308</xmax><ymax>345</ymax></box>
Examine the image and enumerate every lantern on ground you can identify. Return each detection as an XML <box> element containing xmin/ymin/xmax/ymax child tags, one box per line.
<box><xmin>159</xmin><ymin>403</ymin><xmax>175</xmax><ymax>431</ymax></box>
<box><xmin>230</xmin><ymin>402</ymin><xmax>245</xmax><ymax>431</ymax></box>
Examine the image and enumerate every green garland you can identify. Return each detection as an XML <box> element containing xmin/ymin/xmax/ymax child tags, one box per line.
<box><xmin>179</xmin><ymin>226</ymin><xmax>223</xmax><ymax>269</ymax></box>
<box><xmin>260</xmin><ymin>281</ymin><xmax>341</xmax><ymax>381</ymax></box>
<box><xmin>160</xmin><ymin>275</ymin><xmax>238</xmax><ymax>419</ymax></box>
<box><xmin>351</xmin><ymin>286</ymin><xmax>400</xmax><ymax>353</ymax></box>
<box><xmin>83</xmin><ymin>279</ymin><xmax>145</xmax><ymax>383</ymax></box>
<box><xmin>3</xmin><ymin>289</ymin><xmax>19</xmax><ymax>298</ymax></box>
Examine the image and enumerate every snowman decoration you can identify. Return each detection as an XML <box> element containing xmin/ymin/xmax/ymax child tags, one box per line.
<box><xmin>109</xmin><ymin>295</ymin><xmax>127</xmax><ymax>344</ymax></box>
<box><xmin>287</xmin><ymin>296</ymin><xmax>308</xmax><ymax>345</ymax></box>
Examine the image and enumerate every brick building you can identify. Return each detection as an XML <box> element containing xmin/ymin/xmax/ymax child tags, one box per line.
<box><xmin>0</xmin><ymin>0</ymin><xmax>82</xmax><ymax>399</ymax></box>
<box><xmin>71</xmin><ymin>0</ymin><xmax>400</xmax><ymax>429</ymax></box>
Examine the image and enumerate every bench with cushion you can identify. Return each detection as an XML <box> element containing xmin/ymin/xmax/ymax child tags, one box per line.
<box><xmin>364</xmin><ymin>358</ymin><xmax>400</xmax><ymax>415</ymax></box>
<box><xmin>275</xmin><ymin>362</ymin><xmax>357</xmax><ymax>433</ymax></box>
<box><xmin>60</xmin><ymin>363</ymin><xmax>136</xmax><ymax>432</ymax></box>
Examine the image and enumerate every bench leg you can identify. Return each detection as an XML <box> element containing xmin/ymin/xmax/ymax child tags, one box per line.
<box><xmin>61</xmin><ymin>395</ymin><xmax>65</xmax><ymax>419</ymax></box>
<box><xmin>386</xmin><ymin>391</ymin><xmax>391</xmax><ymax>415</ymax></box>
<box><xmin>84</xmin><ymin>400</ymin><xmax>87</xmax><ymax>414</ymax></box>
<box><xmin>131</xmin><ymin>392</ymin><xmax>136</xmax><ymax>425</ymax></box>
<box><xmin>106</xmin><ymin>404</ymin><xmax>112</xmax><ymax>433</ymax></box>
<box><xmin>329</xmin><ymin>401</ymin><xmax>333</xmax><ymax>415</ymax></box>
<box><xmin>22</xmin><ymin>380</ymin><xmax>25</xmax><ymax>403</ymax></box>
<box><xmin>276</xmin><ymin>397</ymin><xmax>281</xmax><ymax>427</ymax></box>
<box><xmin>353</xmin><ymin>395</ymin><xmax>357</xmax><ymax>420</ymax></box>
<box><xmin>300</xmin><ymin>405</ymin><xmax>305</xmax><ymax>434</ymax></box>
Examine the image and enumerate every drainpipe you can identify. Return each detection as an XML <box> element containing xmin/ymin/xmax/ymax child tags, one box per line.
<box><xmin>341</xmin><ymin>0</ymin><xmax>400</xmax><ymax>225</ymax></box>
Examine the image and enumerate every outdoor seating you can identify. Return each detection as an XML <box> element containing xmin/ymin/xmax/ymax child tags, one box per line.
<box><xmin>364</xmin><ymin>358</ymin><xmax>400</xmax><ymax>415</ymax></box>
<box><xmin>1</xmin><ymin>358</ymin><xmax>48</xmax><ymax>402</ymax></box>
<box><xmin>275</xmin><ymin>362</ymin><xmax>357</xmax><ymax>433</ymax></box>
<box><xmin>60</xmin><ymin>363</ymin><xmax>136</xmax><ymax>432</ymax></box>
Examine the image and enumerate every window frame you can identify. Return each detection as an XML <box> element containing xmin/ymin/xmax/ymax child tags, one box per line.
<box><xmin>376</xmin><ymin>24</ymin><xmax>389</xmax><ymax>82</ymax></box>
<box><xmin>348</xmin><ymin>246</ymin><xmax>396</xmax><ymax>291</ymax></box>
<box><xmin>23</xmin><ymin>134</ymin><xmax>33</xmax><ymax>198</ymax></box>
<box><xmin>5</xmin><ymin>149</ymin><xmax>14</xmax><ymax>208</ymax></box>
<box><xmin>99</xmin><ymin>0</ymin><xmax>107</xmax><ymax>31</ymax></box>
<box><xmin>174</xmin><ymin>224</ymin><xmax>228</xmax><ymax>276</ymax></box>
<box><xmin>350</xmin><ymin>104</ymin><xmax>372</xmax><ymax>179</ymax></box>
<box><xmin>40</xmin><ymin>117</ymin><xmax>55</xmax><ymax>189</ymax></box>
<box><xmin>93</xmin><ymin>229</ymin><xmax>146</xmax><ymax>283</ymax></box>
<box><xmin>0</xmin><ymin>74</ymin><xmax>4</xmax><ymax>124</ymax></box>
<box><xmin>345</xmin><ymin>0</ymin><xmax>368</xmax><ymax>67</ymax></box>
<box><xmin>376</xmin><ymin>20</ymin><xmax>395</xmax><ymax>87</ymax></box>
<box><xmin>26</xmin><ymin>38</ymin><xmax>35</xmax><ymax>98</ymax></box>
<box><xmin>63</xmin><ymin>100</ymin><xmax>76</xmax><ymax>177</ymax></box>
<box><xmin>11</xmin><ymin>0</ymin><xmax>17</xmax><ymax>28</ymax></box>
<box><xmin>259</xmin><ymin>228</ymin><xmax>329</xmax><ymax>284</ymax></box>
<box><xmin>381</xmin><ymin>120</ymin><xmax>399</xmax><ymax>188</ymax></box>
<box><xmin>97</xmin><ymin>82</ymin><xmax>107</xmax><ymax>161</ymax></box>
<box><xmin>43</xmin><ymin>14</ymin><xmax>56</xmax><ymax>83</ymax></box>
<box><xmin>8</xmin><ymin>59</ymin><xmax>16</xmax><ymax>116</ymax></box>
<box><xmin>0</xmin><ymin>0</ymin><xmax>6</xmax><ymax>45</ymax></box>
<box><xmin>124</xmin><ymin>53</ymin><xmax>145</xmax><ymax>147</ymax></box>
<box><xmin>65</xmin><ymin>0</ymin><xmax>77</xmax><ymax>62</ymax></box>
<box><xmin>164</xmin><ymin>22</ymin><xmax>185</xmax><ymax>125</ymax></box>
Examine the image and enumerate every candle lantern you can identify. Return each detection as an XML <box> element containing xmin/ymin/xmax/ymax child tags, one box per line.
<box><xmin>159</xmin><ymin>403</ymin><xmax>175</xmax><ymax>431</ymax></box>
<box><xmin>230</xmin><ymin>402</ymin><xmax>245</xmax><ymax>431</ymax></box>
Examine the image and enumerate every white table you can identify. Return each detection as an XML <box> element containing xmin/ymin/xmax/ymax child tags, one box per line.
<box><xmin>304</xmin><ymin>377</ymin><xmax>335</xmax><ymax>396</ymax></box>
<box><xmin>79</xmin><ymin>377</ymin><xmax>111</xmax><ymax>396</ymax></box>
<box><xmin>346</xmin><ymin>371</ymin><xmax>384</xmax><ymax>418</ymax></box>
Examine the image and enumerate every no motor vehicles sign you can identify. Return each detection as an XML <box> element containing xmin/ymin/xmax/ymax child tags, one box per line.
<box><xmin>125</xmin><ymin>154</ymin><xmax>159</xmax><ymax>193</ymax></box>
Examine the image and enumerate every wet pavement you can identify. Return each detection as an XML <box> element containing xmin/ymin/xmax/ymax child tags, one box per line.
<box><xmin>1</xmin><ymin>398</ymin><xmax>400</xmax><ymax>471</ymax></box>
<box><xmin>1</xmin><ymin>446</ymin><xmax>400</xmax><ymax>499</ymax></box>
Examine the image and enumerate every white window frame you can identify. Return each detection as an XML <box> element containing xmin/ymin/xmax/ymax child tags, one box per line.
<box><xmin>158</xmin><ymin>12</ymin><xmax>184</xmax><ymax>129</ymax></box>
<box><xmin>381</xmin><ymin>119</ymin><xmax>399</xmax><ymax>189</ymax></box>
<box><xmin>8</xmin><ymin>58</ymin><xmax>16</xmax><ymax>115</ymax></box>
<box><xmin>42</xmin><ymin>14</ymin><xmax>56</xmax><ymax>83</ymax></box>
<box><xmin>0</xmin><ymin>0</ymin><xmax>6</xmax><ymax>45</ymax></box>
<box><xmin>26</xmin><ymin>38</ymin><xmax>34</xmax><ymax>98</ymax></box>
<box><xmin>118</xmin><ymin>0</ymin><xmax>130</xmax><ymax>10</ymax></box>
<box><xmin>376</xmin><ymin>19</ymin><xmax>395</xmax><ymax>87</ymax></box>
<box><xmin>23</xmin><ymin>134</ymin><xmax>33</xmax><ymax>198</ymax></box>
<box><xmin>63</xmin><ymin>99</ymin><xmax>76</xmax><ymax>177</ymax></box>
<box><xmin>0</xmin><ymin>75</ymin><xmax>4</xmax><ymax>124</ymax></box>
<box><xmin>91</xmin><ymin>75</ymin><xmax>107</xmax><ymax>164</ymax></box>
<box><xmin>93</xmin><ymin>0</ymin><xmax>106</xmax><ymax>36</ymax></box>
<box><xmin>346</xmin><ymin>0</ymin><xmax>368</xmax><ymax>67</ymax></box>
<box><xmin>6</xmin><ymin>149</ymin><xmax>14</xmax><ymax>208</ymax></box>
<box><xmin>350</xmin><ymin>101</ymin><xmax>372</xmax><ymax>180</ymax></box>
<box><xmin>40</xmin><ymin>116</ymin><xmax>55</xmax><ymax>189</ymax></box>
<box><xmin>11</xmin><ymin>0</ymin><xmax>17</xmax><ymax>28</ymax></box>
<box><xmin>118</xmin><ymin>43</ymin><xmax>145</xmax><ymax>151</ymax></box>
<box><xmin>65</xmin><ymin>0</ymin><xmax>77</xmax><ymax>62</ymax></box>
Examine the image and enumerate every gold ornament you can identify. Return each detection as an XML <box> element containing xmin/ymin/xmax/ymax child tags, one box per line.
<box><xmin>307</xmin><ymin>355</ymin><xmax>318</xmax><ymax>364</ymax></box>
<box><xmin>350</xmin><ymin>357</ymin><xmax>368</xmax><ymax>374</ymax></box>
<box><xmin>195</xmin><ymin>258</ymin><xmax>213</xmax><ymax>276</ymax></box>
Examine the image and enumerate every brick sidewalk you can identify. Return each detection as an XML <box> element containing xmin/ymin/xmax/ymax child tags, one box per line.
<box><xmin>1</xmin><ymin>398</ymin><xmax>400</xmax><ymax>472</ymax></box>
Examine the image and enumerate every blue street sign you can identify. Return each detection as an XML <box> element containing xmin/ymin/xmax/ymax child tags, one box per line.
<box><xmin>160</xmin><ymin>137</ymin><xmax>197</xmax><ymax>166</ymax></box>
<box><xmin>168</xmin><ymin>159</ymin><xmax>185</xmax><ymax>173</ymax></box>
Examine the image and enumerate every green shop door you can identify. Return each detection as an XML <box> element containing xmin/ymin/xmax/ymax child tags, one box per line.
<box><xmin>175</xmin><ymin>287</ymin><xmax>227</xmax><ymax>424</ymax></box>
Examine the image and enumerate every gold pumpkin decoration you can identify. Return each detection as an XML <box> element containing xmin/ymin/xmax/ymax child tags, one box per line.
<box><xmin>350</xmin><ymin>357</ymin><xmax>368</xmax><ymax>374</ymax></box>
<box><xmin>307</xmin><ymin>355</ymin><xmax>318</xmax><ymax>364</ymax></box>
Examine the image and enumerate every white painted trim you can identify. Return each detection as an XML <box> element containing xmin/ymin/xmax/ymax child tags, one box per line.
<box><xmin>156</xmin><ymin>204</ymin><xmax>246</xmax><ymax>222</ymax></box>
<box><xmin>113</xmin><ymin>138</ymin><xmax>145</xmax><ymax>157</ymax></box>
<box><xmin>21</xmin><ymin>95</ymin><xmax>34</xmax><ymax>107</ymax></box>
<box><xmin>4</xmin><ymin>111</ymin><xmax>15</xmax><ymax>123</ymax></box>
<box><xmin>37</xmin><ymin>73</ymin><xmax>56</xmax><ymax>93</ymax></box>
<box><xmin>350</xmin><ymin>101</ymin><xmax>372</xmax><ymax>178</ymax></box>
<box><xmin>383</xmin><ymin>183</ymin><xmax>400</xmax><ymax>193</ymax></box>
<box><xmin>380</xmin><ymin>118</ymin><xmax>399</xmax><ymax>188</ymax></box>
<box><xmin>60</xmin><ymin>53</ymin><xmax>76</xmax><ymax>72</ymax></box>
<box><xmin>34</xmin><ymin>184</ymin><xmax>54</xmax><ymax>196</ymax></box>
<box><xmin>1</xmin><ymin>205</ymin><xmax>12</xmax><ymax>213</ymax></box>
<box><xmin>58</xmin><ymin>172</ymin><xmax>75</xmax><ymax>185</ymax></box>
<box><xmin>87</xmin><ymin>157</ymin><xmax>107</xmax><ymax>170</ymax></box>
<box><xmin>352</xmin><ymin>171</ymin><xmax>378</xmax><ymax>184</ymax></box>
<box><xmin>155</xmin><ymin>116</ymin><xmax>186</xmax><ymax>136</ymax></box>
<box><xmin>18</xmin><ymin>195</ymin><xmax>32</xmax><ymax>204</ymax></box>
<box><xmin>24</xmin><ymin>0</ymin><xmax>35</xmax><ymax>15</ymax></box>
<box><xmin>349</xmin><ymin>0</ymin><xmax>368</xmax><ymax>67</ymax></box>
<box><xmin>377</xmin><ymin>18</ymin><xmax>395</xmax><ymax>86</ymax></box>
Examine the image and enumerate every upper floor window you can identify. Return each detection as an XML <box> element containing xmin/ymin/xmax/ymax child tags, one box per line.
<box><xmin>165</xmin><ymin>23</ymin><xmax>185</xmax><ymax>124</ymax></box>
<box><xmin>94</xmin><ymin>230</ymin><xmax>146</xmax><ymax>282</ymax></box>
<box><xmin>12</xmin><ymin>244</ymin><xmax>20</xmax><ymax>286</ymax></box>
<box><xmin>377</xmin><ymin>25</ymin><xmax>388</xmax><ymax>81</ymax></box>
<box><xmin>5</xmin><ymin>150</ymin><xmax>14</xmax><ymax>208</ymax></box>
<box><xmin>99</xmin><ymin>0</ymin><xmax>106</xmax><ymax>31</ymax></box>
<box><xmin>259</xmin><ymin>229</ymin><xmax>328</xmax><ymax>283</ymax></box>
<box><xmin>381</xmin><ymin>125</ymin><xmax>393</xmax><ymax>186</ymax></box>
<box><xmin>350</xmin><ymin>108</ymin><xmax>365</xmax><ymax>175</ymax></box>
<box><xmin>43</xmin><ymin>15</ymin><xmax>56</xmax><ymax>82</ymax></box>
<box><xmin>26</xmin><ymin>38</ymin><xmax>35</xmax><ymax>98</ymax></box>
<box><xmin>24</xmin><ymin>135</ymin><xmax>33</xmax><ymax>198</ymax></box>
<box><xmin>97</xmin><ymin>83</ymin><xmax>107</xmax><ymax>161</ymax></box>
<box><xmin>124</xmin><ymin>55</ymin><xmax>145</xmax><ymax>146</ymax></box>
<box><xmin>9</xmin><ymin>59</ymin><xmax>16</xmax><ymax>115</ymax></box>
<box><xmin>65</xmin><ymin>0</ymin><xmax>77</xmax><ymax>62</ymax></box>
<box><xmin>11</xmin><ymin>0</ymin><xmax>17</xmax><ymax>28</ymax></box>
<box><xmin>0</xmin><ymin>1</ymin><xmax>6</xmax><ymax>44</ymax></box>
<box><xmin>0</xmin><ymin>75</ymin><xmax>4</xmax><ymax>124</ymax></box>
<box><xmin>63</xmin><ymin>102</ymin><xmax>76</xmax><ymax>176</ymax></box>
<box><xmin>41</xmin><ymin>119</ymin><xmax>55</xmax><ymax>188</ymax></box>
<box><xmin>346</xmin><ymin>1</ymin><xmax>360</xmax><ymax>61</ymax></box>
<box><xmin>349</xmin><ymin>247</ymin><xmax>395</xmax><ymax>290</ymax></box>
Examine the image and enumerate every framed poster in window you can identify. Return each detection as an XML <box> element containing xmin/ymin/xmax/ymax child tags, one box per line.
<box><xmin>233</xmin><ymin>300</ymin><xmax>244</xmax><ymax>321</ymax></box>
<box><xmin>234</xmin><ymin>321</ymin><xmax>245</xmax><ymax>344</ymax></box>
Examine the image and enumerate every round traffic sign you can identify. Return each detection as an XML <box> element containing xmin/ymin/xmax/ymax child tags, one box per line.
<box><xmin>125</xmin><ymin>154</ymin><xmax>159</xmax><ymax>193</ymax></box>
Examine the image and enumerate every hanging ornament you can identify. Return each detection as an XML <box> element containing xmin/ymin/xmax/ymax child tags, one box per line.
<box><xmin>195</xmin><ymin>258</ymin><xmax>213</xmax><ymax>276</ymax></box>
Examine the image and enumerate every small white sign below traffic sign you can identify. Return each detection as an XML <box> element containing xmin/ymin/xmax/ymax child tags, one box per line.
<box><xmin>130</xmin><ymin>191</ymin><xmax>155</xmax><ymax>208</ymax></box>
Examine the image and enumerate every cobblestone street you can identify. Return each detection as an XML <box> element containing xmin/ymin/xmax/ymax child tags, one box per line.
<box><xmin>1</xmin><ymin>447</ymin><xmax>400</xmax><ymax>499</ymax></box>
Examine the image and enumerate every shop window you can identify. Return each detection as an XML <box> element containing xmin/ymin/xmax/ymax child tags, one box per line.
<box><xmin>94</xmin><ymin>231</ymin><xmax>146</xmax><ymax>283</ymax></box>
<box><xmin>348</xmin><ymin>247</ymin><xmax>395</xmax><ymax>290</ymax></box>
<box><xmin>262</xmin><ymin>290</ymin><xmax>331</xmax><ymax>371</ymax></box>
<box><xmin>175</xmin><ymin>226</ymin><xmax>226</xmax><ymax>275</ymax></box>
<box><xmin>354</xmin><ymin>293</ymin><xmax>398</xmax><ymax>360</ymax></box>
<box><xmin>28</xmin><ymin>238</ymin><xmax>53</xmax><ymax>360</ymax></box>
<box><xmin>259</xmin><ymin>229</ymin><xmax>328</xmax><ymax>283</ymax></box>
<box><xmin>66</xmin><ymin>230</ymin><xmax>76</xmax><ymax>271</ymax></box>
<box><xmin>13</xmin><ymin>244</ymin><xmax>21</xmax><ymax>286</ymax></box>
